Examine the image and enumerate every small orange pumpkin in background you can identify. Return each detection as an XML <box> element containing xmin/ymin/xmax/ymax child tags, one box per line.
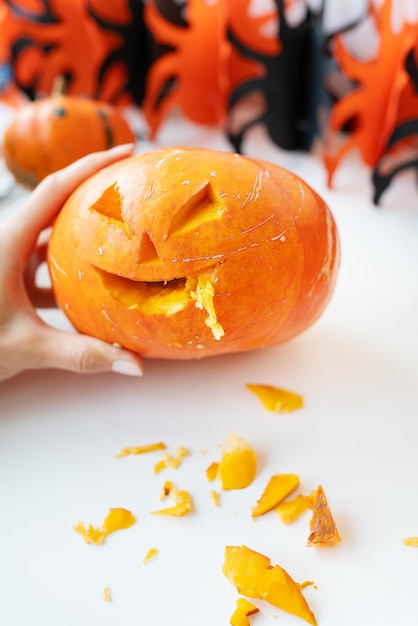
<box><xmin>47</xmin><ymin>147</ymin><xmax>340</xmax><ymax>360</ymax></box>
<box><xmin>1</xmin><ymin>88</ymin><xmax>135</xmax><ymax>189</ymax></box>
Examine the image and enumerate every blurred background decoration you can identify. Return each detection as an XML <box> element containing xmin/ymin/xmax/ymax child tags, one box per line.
<box><xmin>0</xmin><ymin>0</ymin><xmax>417</xmax><ymax>204</ymax></box>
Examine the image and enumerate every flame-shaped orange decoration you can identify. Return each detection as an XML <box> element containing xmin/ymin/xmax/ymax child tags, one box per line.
<box><xmin>229</xmin><ymin>0</ymin><xmax>281</xmax><ymax>57</ymax></box>
<box><xmin>142</xmin><ymin>0</ymin><xmax>231</xmax><ymax>136</ymax></box>
<box><xmin>228</xmin><ymin>0</ymin><xmax>281</xmax><ymax>95</ymax></box>
<box><xmin>325</xmin><ymin>0</ymin><xmax>417</xmax><ymax>186</ymax></box>
<box><xmin>0</xmin><ymin>0</ymin><xmax>127</xmax><ymax>101</ymax></box>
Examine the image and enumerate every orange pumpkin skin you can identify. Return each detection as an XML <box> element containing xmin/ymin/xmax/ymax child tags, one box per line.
<box><xmin>2</xmin><ymin>95</ymin><xmax>135</xmax><ymax>189</ymax></box>
<box><xmin>47</xmin><ymin>147</ymin><xmax>340</xmax><ymax>360</ymax></box>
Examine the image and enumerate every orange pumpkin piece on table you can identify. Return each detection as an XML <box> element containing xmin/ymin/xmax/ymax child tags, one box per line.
<box><xmin>143</xmin><ymin>547</ymin><xmax>159</xmax><ymax>563</ymax></box>
<box><xmin>246</xmin><ymin>384</ymin><xmax>304</xmax><ymax>412</ymax></box>
<box><xmin>223</xmin><ymin>545</ymin><xmax>317</xmax><ymax>625</ymax></box>
<box><xmin>307</xmin><ymin>485</ymin><xmax>342</xmax><ymax>547</ymax></box>
<box><xmin>2</xmin><ymin>81</ymin><xmax>135</xmax><ymax>189</ymax></box>
<box><xmin>230</xmin><ymin>598</ymin><xmax>260</xmax><ymax>626</ymax></box>
<box><xmin>402</xmin><ymin>537</ymin><xmax>418</xmax><ymax>547</ymax></box>
<box><xmin>103</xmin><ymin>586</ymin><xmax>112</xmax><ymax>602</ymax></box>
<box><xmin>218</xmin><ymin>433</ymin><xmax>257</xmax><ymax>490</ymax></box>
<box><xmin>251</xmin><ymin>473</ymin><xmax>300</xmax><ymax>517</ymax></box>
<box><xmin>275</xmin><ymin>493</ymin><xmax>311</xmax><ymax>524</ymax></box>
<box><xmin>73</xmin><ymin>507</ymin><xmax>136</xmax><ymax>545</ymax></box>
<box><xmin>47</xmin><ymin>147</ymin><xmax>340</xmax><ymax>361</ymax></box>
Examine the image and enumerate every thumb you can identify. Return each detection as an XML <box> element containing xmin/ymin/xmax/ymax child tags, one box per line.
<box><xmin>34</xmin><ymin>327</ymin><xmax>144</xmax><ymax>377</ymax></box>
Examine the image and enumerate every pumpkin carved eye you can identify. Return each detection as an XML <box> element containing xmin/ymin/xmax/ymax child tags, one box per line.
<box><xmin>166</xmin><ymin>181</ymin><xmax>226</xmax><ymax>236</ymax></box>
<box><xmin>89</xmin><ymin>183</ymin><xmax>127</xmax><ymax>229</ymax></box>
<box><xmin>48</xmin><ymin>147</ymin><xmax>340</xmax><ymax>359</ymax></box>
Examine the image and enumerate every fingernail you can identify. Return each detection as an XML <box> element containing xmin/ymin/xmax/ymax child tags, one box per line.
<box><xmin>112</xmin><ymin>360</ymin><xmax>143</xmax><ymax>377</ymax></box>
<box><xmin>111</xmin><ymin>142</ymin><xmax>134</xmax><ymax>152</ymax></box>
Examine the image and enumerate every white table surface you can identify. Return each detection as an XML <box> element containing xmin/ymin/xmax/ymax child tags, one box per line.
<box><xmin>1</xmin><ymin>106</ymin><xmax>418</xmax><ymax>626</ymax></box>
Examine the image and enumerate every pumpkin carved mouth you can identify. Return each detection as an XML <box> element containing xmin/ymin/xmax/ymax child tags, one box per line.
<box><xmin>96</xmin><ymin>267</ymin><xmax>225</xmax><ymax>340</ymax></box>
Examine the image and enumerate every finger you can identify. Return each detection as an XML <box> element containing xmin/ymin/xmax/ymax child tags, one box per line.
<box><xmin>32</xmin><ymin>325</ymin><xmax>144</xmax><ymax>377</ymax></box>
<box><xmin>7</xmin><ymin>143</ymin><xmax>135</xmax><ymax>259</ymax></box>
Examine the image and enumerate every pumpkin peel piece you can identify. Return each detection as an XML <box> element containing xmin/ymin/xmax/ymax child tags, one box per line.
<box><xmin>223</xmin><ymin>545</ymin><xmax>317</xmax><ymax>625</ymax></box>
<box><xmin>251</xmin><ymin>473</ymin><xmax>300</xmax><ymax>517</ymax></box>
<box><xmin>230</xmin><ymin>598</ymin><xmax>260</xmax><ymax>626</ymax></box>
<box><xmin>307</xmin><ymin>485</ymin><xmax>342</xmax><ymax>547</ymax></box>
<box><xmin>246</xmin><ymin>383</ymin><xmax>303</xmax><ymax>413</ymax></box>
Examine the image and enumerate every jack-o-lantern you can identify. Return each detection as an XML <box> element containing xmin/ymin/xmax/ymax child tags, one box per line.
<box><xmin>47</xmin><ymin>147</ymin><xmax>340</xmax><ymax>360</ymax></box>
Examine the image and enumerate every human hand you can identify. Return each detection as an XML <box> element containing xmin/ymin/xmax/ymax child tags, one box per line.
<box><xmin>0</xmin><ymin>144</ymin><xmax>144</xmax><ymax>383</ymax></box>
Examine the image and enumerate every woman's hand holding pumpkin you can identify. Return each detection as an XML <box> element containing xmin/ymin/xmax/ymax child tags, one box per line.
<box><xmin>0</xmin><ymin>144</ymin><xmax>143</xmax><ymax>383</ymax></box>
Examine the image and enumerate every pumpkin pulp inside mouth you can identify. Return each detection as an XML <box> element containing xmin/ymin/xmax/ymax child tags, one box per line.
<box><xmin>96</xmin><ymin>268</ymin><xmax>225</xmax><ymax>339</ymax></box>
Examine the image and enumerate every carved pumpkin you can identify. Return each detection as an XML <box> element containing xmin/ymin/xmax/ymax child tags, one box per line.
<box><xmin>47</xmin><ymin>147</ymin><xmax>340</xmax><ymax>360</ymax></box>
<box><xmin>2</xmin><ymin>93</ymin><xmax>135</xmax><ymax>189</ymax></box>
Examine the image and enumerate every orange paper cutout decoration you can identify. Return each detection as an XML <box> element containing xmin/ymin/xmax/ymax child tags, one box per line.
<box><xmin>143</xmin><ymin>0</ymin><xmax>231</xmax><ymax>136</ymax></box>
<box><xmin>372</xmin><ymin>45</ymin><xmax>418</xmax><ymax>202</ymax></box>
<box><xmin>229</xmin><ymin>0</ymin><xmax>281</xmax><ymax>57</ymax></box>
<box><xmin>325</xmin><ymin>0</ymin><xmax>417</xmax><ymax>186</ymax></box>
<box><xmin>0</xmin><ymin>0</ymin><xmax>131</xmax><ymax>103</ymax></box>
<box><xmin>227</xmin><ymin>0</ymin><xmax>281</xmax><ymax>97</ymax></box>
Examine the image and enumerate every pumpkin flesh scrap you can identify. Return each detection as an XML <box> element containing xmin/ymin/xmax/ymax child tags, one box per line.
<box><xmin>251</xmin><ymin>473</ymin><xmax>300</xmax><ymax>517</ymax></box>
<box><xmin>143</xmin><ymin>548</ymin><xmax>159</xmax><ymax>563</ymax></box>
<box><xmin>103</xmin><ymin>587</ymin><xmax>112</xmax><ymax>602</ymax></box>
<box><xmin>403</xmin><ymin>537</ymin><xmax>418</xmax><ymax>547</ymax></box>
<box><xmin>154</xmin><ymin>446</ymin><xmax>189</xmax><ymax>473</ymax></box>
<box><xmin>73</xmin><ymin>507</ymin><xmax>136</xmax><ymax>545</ymax></box>
<box><xmin>223</xmin><ymin>546</ymin><xmax>317</xmax><ymax>625</ymax></box>
<box><xmin>246</xmin><ymin>384</ymin><xmax>304</xmax><ymax>412</ymax></box>
<box><xmin>230</xmin><ymin>598</ymin><xmax>260</xmax><ymax>626</ymax></box>
<box><xmin>152</xmin><ymin>483</ymin><xmax>193</xmax><ymax>516</ymax></box>
<box><xmin>115</xmin><ymin>441</ymin><xmax>166</xmax><ymax>458</ymax></box>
